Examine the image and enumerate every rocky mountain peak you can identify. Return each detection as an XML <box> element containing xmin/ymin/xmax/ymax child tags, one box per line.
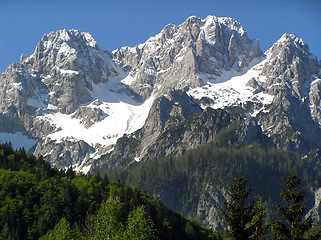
<box><xmin>37</xmin><ymin>29</ymin><xmax>98</xmax><ymax>52</ymax></box>
<box><xmin>277</xmin><ymin>33</ymin><xmax>308</xmax><ymax>49</ymax></box>
<box><xmin>113</xmin><ymin>15</ymin><xmax>262</xmax><ymax>101</ymax></box>
<box><xmin>260</xmin><ymin>33</ymin><xmax>320</xmax><ymax>99</ymax></box>
<box><xmin>266</xmin><ymin>33</ymin><xmax>312</xmax><ymax>61</ymax></box>
<box><xmin>201</xmin><ymin>15</ymin><xmax>246</xmax><ymax>37</ymax></box>
<box><xmin>253</xmin><ymin>33</ymin><xmax>321</xmax><ymax>154</ymax></box>
<box><xmin>13</xmin><ymin>29</ymin><xmax>120</xmax><ymax>114</ymax></box>
<box><xmin>28</xmin><ymin>29</ymin><xmax>105</xmax><ymax>75</ymax></box>
<box><xmin>0</xmin><ymin>28</ymin><xmax>121</xmax><ymax>145</ymax></box>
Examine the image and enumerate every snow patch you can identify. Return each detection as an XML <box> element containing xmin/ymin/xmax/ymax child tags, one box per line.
<box><xmin>27</xmin><ymin>94</ymin><xmax>48</xmax><ymax>109</ymax></box>
<box><xmin>55</xmin><ymin>67</ymin><xmax>79</xmax><ymax>75</ymax></box>
<box><xmin>58</xmin><ymin>42</ymin><xmax>76</xmax><ymax>56</ymax></box>
<box><xmin>157</xmin><ymin>67</ymin><xmax>171</xmax><ymax>75</ymax></box>
<box><xmin>311</xmin><ymin>78</ymin><xmax>321</xmax><ymax>86</ymax></box>
<box><xmin>59</xmin><ymin>29</ymin><xmax>71</xmax><ymax>41</ymax></box>
<box><xmin>82</xmin><ymin>32</ymin><xmax>97</xmax><ymax>48</ymax></box>
<box><xmin>73</xmin><ymin>161</ymin><xmax>92</xmax><ymax>174</ymax></box>
<box><xmin>121</xmin><ymin>74</ymin><xmax>136</xmax><ymax>86</ymax></box>
<box><xmin>12</xmin><ymin>82</ymin><xmax>22</xmax><ymax>90</ymax></box>
<box><xmin>80</xmin><ymin>164</ymin><xmax>91</xmax><ymax>174</ymax></box>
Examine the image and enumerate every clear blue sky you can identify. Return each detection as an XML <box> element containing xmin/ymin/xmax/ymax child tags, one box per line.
<box><xmin>1</xmin><ymin>0</ymin><xmax>320</xmax><ymax>72</ymax></box>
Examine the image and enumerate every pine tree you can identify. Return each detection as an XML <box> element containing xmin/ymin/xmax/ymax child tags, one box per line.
<box><xmin>248</xmin><ymin>196</ymin><xmax>268</xmax><ymax>240</ymax></box>
<box><xmin>222</xmin><ymin>176</ymin><xmax>257</xmax><ymax>240</ymax></box>
<box><xmin>272</xmin><ymin>172</ymin><xmax>321</xmax><ymax>240</ymax></box>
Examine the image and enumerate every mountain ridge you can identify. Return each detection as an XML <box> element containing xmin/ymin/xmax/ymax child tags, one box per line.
<box><xmin>0</xmin><ymin>15</ymin><xmax>320</xmax><ymax>173</ymax></box>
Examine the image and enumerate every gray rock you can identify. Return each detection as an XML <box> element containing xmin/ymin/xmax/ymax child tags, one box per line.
<box><xmin>72</xmin><ymin>106</ymin><xmax>107</xmax><ymax>128</ymax></box>
<box><xmin>34</xmin><ymin>138</ymin><xmax>94</xmax><ymax>169</ymax></box>
<box><xmin>255</xmin><ymin>33</ymin><xmax>321</xmax><ymax>154</ymax></box>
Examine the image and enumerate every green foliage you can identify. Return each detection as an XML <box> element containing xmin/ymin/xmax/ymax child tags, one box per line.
<box><xmin>272</xmin><ymin>172</ymin><xmax>321</xmax><ymax>240</ymax></box>
<box><xmin>222</xmin><ymin>176</ymin><xmax>253</xmax><ymax>239</ymax></box>
<box><xmin>92</xmin><ymin>196</ymin><xmax>125</xmax><ymax>239</ymax></box>
<box><xmin>221</xmin><ymin>176</ymin><xmax>267</xmax><ymax>240</ymax></box>
<box><xmin>125</xmin><ymin>205</ymin><xmax>157</xmax><ymax>239</ymax></box>
<box><xmin>44</xmin><ymin>194</ymin><xmax>213</xmax><ymax>240</ymax></box>
<box><xmin>248</xmin><ymin>196</ymin><xmax>268</xmax><ymax>240</ymax></box>
<box><xmin>0</xmin><ymin>142</ymin><xmax>216</xmax><ymax>239</ymax></box>
<box><xmin>39</xmin><ymin>217</ymin><xmax>74</xmax><ymax>240</ymax></box>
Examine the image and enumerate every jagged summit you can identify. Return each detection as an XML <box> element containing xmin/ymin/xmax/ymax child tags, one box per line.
<box><xmin>277</xmin><ymin>33</ymin><xmax>308</xmax><ymax>48</ymax></box>
<box><xmin>113</xmin><ymin>15</ymin><xmax>262</xmax><ymax>100</ymax></box>
<box><xmin>179</xmin><ymin>15</ymin><xmax>246</xmax><ymax>36</ymax></box>
<box><xmin>37</xmin><ymin>29</ymin><xmax>98</xmax><ymax>50</ymax></box>
<box><xmin>201</xmin><ymin>15</ymin><xmax>246</xmax><ymax>36</ymax></box>
<box><xmin>265</xmin><ymin>33</ymin><xmax>313</xmax><ymax>60</ymax></box>
<box><xmin>261</xmin><ymin>32</ymin><xmax>320</xmax><ymax>98</ymax></box>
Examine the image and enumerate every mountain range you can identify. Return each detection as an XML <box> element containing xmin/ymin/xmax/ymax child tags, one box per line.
<box><xmin>1</xmin><ymin>15</ymin><xmax>321</xmax><ymax>230</ymax></box>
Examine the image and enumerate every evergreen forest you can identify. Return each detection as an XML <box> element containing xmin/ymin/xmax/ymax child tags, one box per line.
<box><xmin>0</xmin><ymin>142</ymin><xmax>216</xmax><ymax>239</ymax></box>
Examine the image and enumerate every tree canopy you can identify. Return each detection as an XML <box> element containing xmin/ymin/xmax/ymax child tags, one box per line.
<box><xmin>0</xmin><ymin>142</ymin><xmax>216</xmax><ymax>239</ymax></box>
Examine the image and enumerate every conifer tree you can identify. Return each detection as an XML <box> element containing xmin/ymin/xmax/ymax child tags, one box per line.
<box><xmin>248</xmin><ymin>196</ymin><xmax>268</xmax><ymax>240</ymax></box>
<box><xmin>222</xmin><ymin>176</ymin><xmax>255</xmax><ymax>239</ymax></box>
<box><xmin>272</xmin><ymin>172</ymin><xmax>321</xmax><ymax>240</ymax></box>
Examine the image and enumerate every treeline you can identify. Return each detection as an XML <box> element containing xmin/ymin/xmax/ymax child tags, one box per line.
<box><xmin>102</xmin><ymin>143</ymin><xmax>321</xmax><ymax>221</ymax></box>
<box><xmin>0</xmin><ymin>142</ymin><xmax>217</xmax><ymax>239</ymax></box>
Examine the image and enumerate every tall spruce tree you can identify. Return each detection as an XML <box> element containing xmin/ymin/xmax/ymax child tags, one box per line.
<box><xmin>272</xmin><ymin>172</ymin><xmax>321</xmax><ymax>240</ymax></box>
<box><xmin>221</xmin><ymin>176</ymin><xmax>267</xmax><ymax>240</ymax></box>
<box><xmin>248</xmin><ymin>196</ymin><xmax>268</xmax><ymax>240</ymax></box>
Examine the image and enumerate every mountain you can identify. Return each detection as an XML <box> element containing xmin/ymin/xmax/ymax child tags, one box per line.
<box><xmin>0</xmin><ymin>29</ymin><xmax>152</xmax><ymax>171</ymax></box>
<box><xmin>1</xmin><ymin>15</ymin><xmax>321</xmax><ymax>230</ymax></box>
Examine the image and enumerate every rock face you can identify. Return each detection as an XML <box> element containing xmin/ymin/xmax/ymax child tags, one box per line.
<box><xmin>1</xmin><ymin>15</ymin><xmax>321</xmax><ymax>230</ymax></box>
<box><xmin>255</xmin><ymin>33</ymin><xmax>321</xmax><ymax>154</ymax></box>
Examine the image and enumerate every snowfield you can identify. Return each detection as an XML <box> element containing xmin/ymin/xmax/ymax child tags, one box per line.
<box><xmin>44</xmin><ymin>96</ymin><xmax>154</xmax><ymax>147</ymax></box>
<box><xmin>188</xmin><ymin>57</ymin><xmax>274</xmax><ymax>116</ymax></box>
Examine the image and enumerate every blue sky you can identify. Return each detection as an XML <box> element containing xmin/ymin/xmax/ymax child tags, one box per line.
<box><xmin>0</xmin><ymin>0</ymin><xmax>320</xmax><ymax>72</ymax></box>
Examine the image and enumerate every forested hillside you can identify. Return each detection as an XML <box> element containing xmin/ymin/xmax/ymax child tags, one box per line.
<box><xmin>103</xmin><ymin>140</ymin><xmax>321</xmax><ymax>228</ymax></box>
<box><xmin>0</xmin><ymin>142</ymin><xmax>218</xmax><ymax>239</ymax></box>
<box><xmin>1</xmin><ymin>139</ymin><xmax>321</xmax><ymax>239</ymax></box>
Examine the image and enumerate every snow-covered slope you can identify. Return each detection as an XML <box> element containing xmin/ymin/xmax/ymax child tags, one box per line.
<box><xmin>37</xmin><ymin>74</ymin><xmax>154</xmax><ymax>165</ymax></box>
